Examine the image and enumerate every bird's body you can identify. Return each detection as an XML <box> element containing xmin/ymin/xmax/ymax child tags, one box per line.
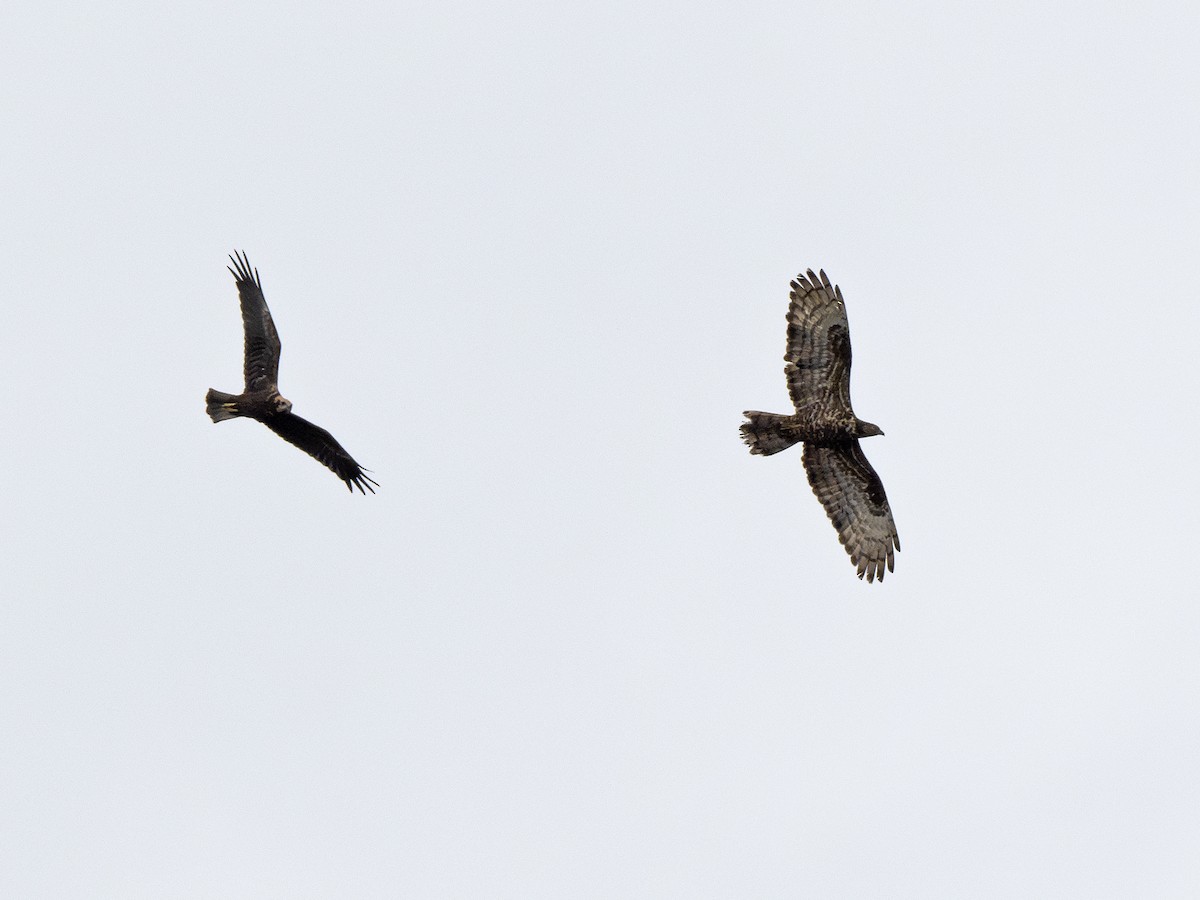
<box><xmin>206</xmin><ymin>388</ymin><xmax>290</xmax><ymax>423</ymax></box>
<box><xmin>740</xmin><ymin>407</ymin><xmax>879</xmax><ymax>453</ymax></box>
<box><xmin>741</xmin><ymin>269</ymin><xmax>898</xmax><ymax>581</ymax></box>
<box><xmin>205</xmin><ymin>251</ymin><xmax>377</xmax><ymax>494</ymax></box>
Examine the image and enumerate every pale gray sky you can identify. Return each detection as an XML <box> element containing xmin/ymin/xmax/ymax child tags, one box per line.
<box><xmin>2</xmin><ymin>0</ymin><xmax>1199</xmax><ymax>896</ymax></box>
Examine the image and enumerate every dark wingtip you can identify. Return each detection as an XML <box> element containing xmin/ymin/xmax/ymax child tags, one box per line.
<box><xmin>348</xmin><ymin>471</ymin><xmax>379</xmax><ymax>495</ymax></box>
<box><xmin>227</xmin><ymin>250</ymin><xmax>261</xmax><ymax>290</ymax></box>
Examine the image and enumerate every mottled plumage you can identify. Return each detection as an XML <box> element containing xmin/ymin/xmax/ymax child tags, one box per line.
<box><xmin>205</xmin><ymin>251</ymin><xmax>377</xmax><ymax>494</ymax></box>
<box><xmin>741</xmin><ymin>269</ymin><xmax>898</xmax><ymax>581</ymax></box>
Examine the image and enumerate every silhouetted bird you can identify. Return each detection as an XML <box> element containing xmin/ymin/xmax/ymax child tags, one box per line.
<box><xmin>206</xmin><ymin>251</ymin><xmax>377</xmax><ymax>493</ymax></box>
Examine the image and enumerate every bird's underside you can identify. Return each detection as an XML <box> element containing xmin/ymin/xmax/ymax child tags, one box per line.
<box><xmin>740</xmin><ymin>411</ymin><xmax>863</xmax><ymax>455</ymax></box>
<box><xmin>741</xmin><ymin>268</ymin><xmax>899</xmax><ymax>582</ymax></box>
<box><xmin>205</xmin><ymin>251</ymin><xmax>377</xmax><ymax>494</ymax></box>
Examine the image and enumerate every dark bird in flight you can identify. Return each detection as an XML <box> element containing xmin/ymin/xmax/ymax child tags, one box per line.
<box><xmin>205</xmin><ymin>251</ymin><xmax>378</xmax><ymax>493</ymax></box>
<box><xmin>741</xmin><ymin>269</ymin><xmax>898</xmax><ymax>581</ymax></box>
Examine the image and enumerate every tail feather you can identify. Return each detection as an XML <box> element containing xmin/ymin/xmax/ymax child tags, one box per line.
<box><xmin>206</xmin><ymin>389</ymin><xmax>243</xmax><ymax>423</ymax></box>
<box><xmin>741</xmin><ymin>411</ymin><xmax>802</xmax><ymax>456</ymax></box>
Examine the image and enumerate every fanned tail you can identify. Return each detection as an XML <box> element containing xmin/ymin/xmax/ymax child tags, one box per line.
<box><xmin>206</xmin><ymin>389</ymin><xmax>243</xmax><ymax>423</ymax></box>
<box><xmin>740</xmin><ymin>411</ymin><xmax>802</xmax><ymax>456</ymax></box>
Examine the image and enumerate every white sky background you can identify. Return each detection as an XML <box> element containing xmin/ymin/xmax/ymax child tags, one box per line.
<box><xmin>2</xmin><ymin>0</ymin><xmax>1198</xmax><ymax>895</ymax></box>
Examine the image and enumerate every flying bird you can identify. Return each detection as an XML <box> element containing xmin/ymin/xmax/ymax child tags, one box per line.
<box><xmin>741</xmin><ymin>269</ymin><xmax>898</xmax><ymax>581</ymax></box>
<box><xmin>205</xmin><ymin>251</ymin><xmax>378</xmax><ymax>493</ymax></box>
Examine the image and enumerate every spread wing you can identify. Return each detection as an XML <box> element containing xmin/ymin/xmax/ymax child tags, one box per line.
<box><xmin>229</xmin><ymin>250</ymin><xmax>282</xmax><ymax>393</ymax></box>
<box><xmin>262</xmin><ymin>412</ymin><xmax>378</xmax><ymax>494</ymax></box>
<box><xmin>785</xmin><ymin>269</ymin><xmax>854</xmax><ymax>416</ymax></box>
<box><xmin>802</xmin><ymin>440</ymin><xmax>899</xmax><ymax>582</ymax></box>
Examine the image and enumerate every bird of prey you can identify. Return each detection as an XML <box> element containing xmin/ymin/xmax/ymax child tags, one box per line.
<box><xmin>205</xmin><ymin>251</ymin><xmax>378</xmax><ymax>493</ymax></box>
<box><xmin>741</xmin><ymin>269</ymin><xmax>898</xmax><ymax>581</ymax></box>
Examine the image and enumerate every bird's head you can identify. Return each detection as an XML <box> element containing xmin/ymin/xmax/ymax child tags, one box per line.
<box><xmin>273</xmin><ymin>395</ymin><xmax>293</xmax><ymax>414</ymax></box>
<box><xmin>858</xmin><ymin>420</ymin><xmax>884</xmax><ymax>438</ymax></box>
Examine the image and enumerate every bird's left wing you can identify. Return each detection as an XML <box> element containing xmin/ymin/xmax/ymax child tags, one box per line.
<box><xmin>228</xmin><ymin>250</ymin><xmax>282</xmax><ymax>392</ymax></box>
<box><xmin>802</xmin><ymin>440</ymin><xmax>899</xmax><ymax>582</ymax></box>
<box><xmin>263</xmin><ymin>412</ymin><xmax>378</xmax><ymax>494</ymax></box>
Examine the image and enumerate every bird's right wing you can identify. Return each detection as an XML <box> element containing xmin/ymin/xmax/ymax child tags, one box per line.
<box><xmin>802</xmin><ymin>440</ymin><xmax>899</xmax><ymax>582</ymax></box>
<box><xmin>228</xmin><ymin>250</ymin><xmax>282</xmax><ymax>392</ymax></box>
<box><xmin>263</xmin><ymin>411</ymin><xmax>378</xmax><ymax>494</ymax></box>
<box><xmin>784</xmin><ymin>269</ymin><xmax>854</xmax><ymax>416</ymax></box>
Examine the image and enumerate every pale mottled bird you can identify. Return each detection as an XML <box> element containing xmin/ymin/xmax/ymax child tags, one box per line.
<box><xmin>741</xmin><ymin>269</ymin><xmax>898</xmax><ymax>581</ymax></box>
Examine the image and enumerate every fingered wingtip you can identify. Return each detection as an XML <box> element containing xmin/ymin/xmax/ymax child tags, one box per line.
<box><xmin>347</xmin><ymin>471</ymin><xmax>379</xmax><ymax>495</ymax></box>
<box><xmin>227</xmin><ymin>250</ymin><xmax>262</xmax><ymax>290</ymax></box>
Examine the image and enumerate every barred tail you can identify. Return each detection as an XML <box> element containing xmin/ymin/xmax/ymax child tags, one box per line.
<box><xmin>206</xmin><ymin>389</ymin><xmax>243</xmax><ymax>423</ymax></box>
<box><xmin>740</xmin><ymin>411</ymin><xmax>802</xmax><ymax>456</ymax></box>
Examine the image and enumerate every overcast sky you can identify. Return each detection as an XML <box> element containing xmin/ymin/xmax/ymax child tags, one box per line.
<box><xmin>3</xmin><ymin>0</ymin><xmax>1199</xmax><ymax>896</ymax></box>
